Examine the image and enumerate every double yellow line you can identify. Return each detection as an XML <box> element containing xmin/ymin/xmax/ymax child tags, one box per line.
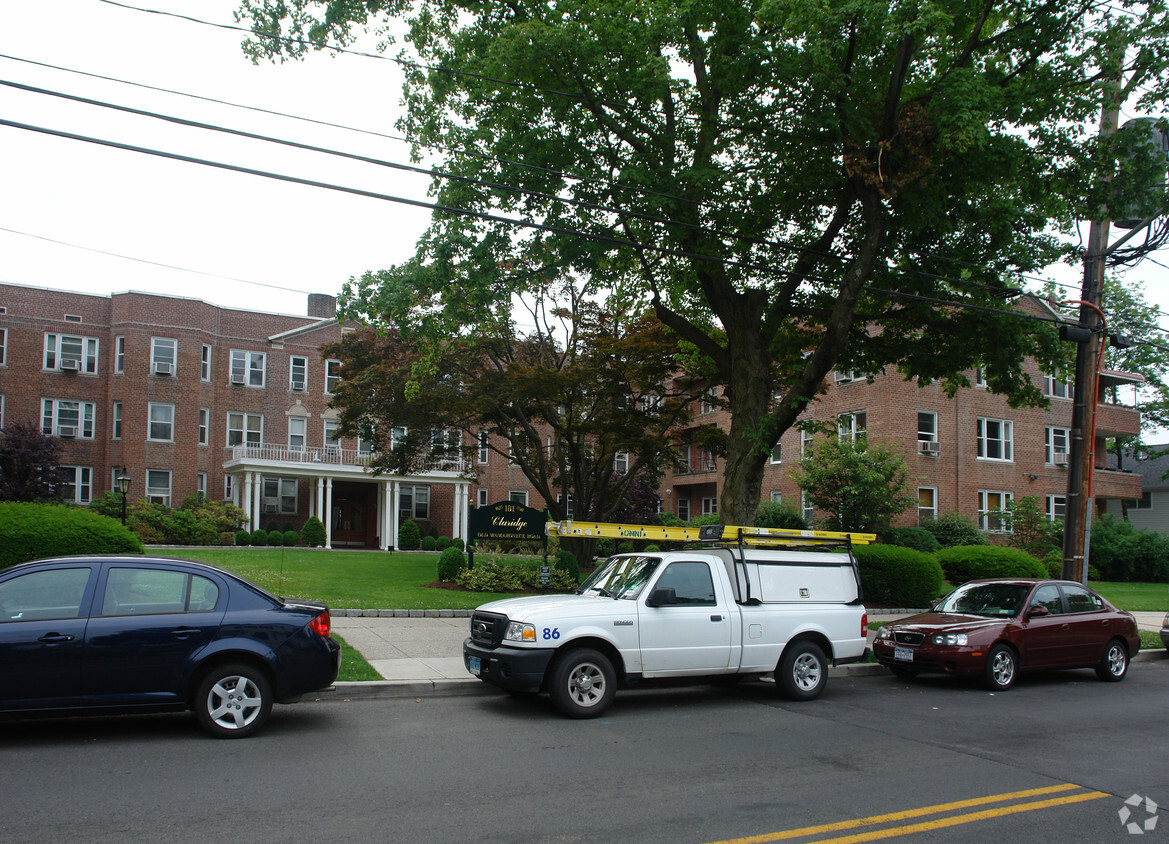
<box><xmin>710</xmin><ymin>783</ymin><xmax>1109</xmax><ymax>844</ymax></box>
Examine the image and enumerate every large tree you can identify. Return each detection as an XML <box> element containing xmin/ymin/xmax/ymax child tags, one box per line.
<box><xmin>239</xmin><ymin>0</ymin><xmax>1169</xmax><ymax>524</ymax></box>
<box><xmin>322</xmin><ymin>280</ymin><xmax>701</xmax><ymax>556</ymax></box>
<box><xmin>0</xmin><ymin>420</ymin><xmax>64</xmax><ymax>502</ymax></box>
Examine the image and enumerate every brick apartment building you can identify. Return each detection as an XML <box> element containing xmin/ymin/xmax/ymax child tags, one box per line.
<box><xmin>0</xmin><ymin>281</ymin><xmax>1145</xmax><ymax>546</ymax></box>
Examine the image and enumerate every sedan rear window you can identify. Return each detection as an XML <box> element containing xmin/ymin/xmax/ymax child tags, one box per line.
<box><xmin>102</xmin><ymin>568</ymin><xmax>221</xmax><ymax>616</ymax></box>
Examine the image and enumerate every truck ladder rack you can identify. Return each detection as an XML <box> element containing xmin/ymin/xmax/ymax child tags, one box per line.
<box><xmin>547</xmin><ymin>520</ymin><xmax>874</xmax><ymax>546</ymax></box>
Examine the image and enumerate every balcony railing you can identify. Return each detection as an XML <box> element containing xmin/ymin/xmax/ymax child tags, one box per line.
<box><xmin>675</xmin><ymin>457</ymin><xmax>717</xmax><ymax>475</ymax></box>
<box><xmin>227</xmin><ymin>443</ymin><xmax>466</xmax><ymax>473</ymax></box>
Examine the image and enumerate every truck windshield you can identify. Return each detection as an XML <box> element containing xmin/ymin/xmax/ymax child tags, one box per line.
<box><xmin>578</xmin><ymin>556</ymin><xmax>661</xmax><ymax>599</ymax></box>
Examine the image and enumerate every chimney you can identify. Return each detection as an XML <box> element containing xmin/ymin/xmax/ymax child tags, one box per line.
<box><xmin>308</xmin><ymin>293</ymin><xmax>337</xmax><ymax>319</ymax></box>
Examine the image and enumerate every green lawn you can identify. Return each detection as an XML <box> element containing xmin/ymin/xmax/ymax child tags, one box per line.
<box><xmin>1091</xmin><ymin>582</ymin><xmax>1169</xmax><ymax>613</ymax></box>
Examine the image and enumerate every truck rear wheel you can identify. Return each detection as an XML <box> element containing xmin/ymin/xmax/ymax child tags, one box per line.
<box><xmin>777</xmin><ymin>641</ymin><xmax>827</xmax><ymax>701</ymax></box>
<box><xmin>549</xmin><ymin>648</ymin><xmax>616</xmax><ymax>718</ymax></box>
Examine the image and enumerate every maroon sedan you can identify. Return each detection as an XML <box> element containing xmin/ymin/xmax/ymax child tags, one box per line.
<box><xmin>872</xmin><ymin>579</ymin><xmax>1140</xmax><ymax>690</ymax></box>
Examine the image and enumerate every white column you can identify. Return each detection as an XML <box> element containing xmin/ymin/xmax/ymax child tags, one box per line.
<box><xmin>382</xmin><ymin>480</ymin><xmax>393</xmax><ymax>550</ymax></box>
<box><xmin>324</xmin><ymin>477</ymin><xmax>334</xmax><ymax>549</ymax></box>
<box><xmin>316</xmin><ymin>477</ymin><xmax>325</xmax><ymax>520</ymax></box>
<box><xmin>389</xmin><ymin>480</ymin><xmax>400</xmax><ymax>551</ymax></box>
<box><xmin>243</xmin><ymin>472</ymin><xmax>255</xmax><ymax>529</ymax></box>
<box><xmin>252</xmin><ymin>472</ymin><xmax>262</xmax><ymax>528</ymax></box>
<box><xmin>452</xmin><ymin>483</ymin><xmax>468</xmax><ymax>541</ymax></box>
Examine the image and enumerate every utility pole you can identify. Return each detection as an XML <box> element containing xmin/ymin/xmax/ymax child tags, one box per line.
<box><xmin>1061</xmin><ymin>80</ymin><xmax>1122</xmax><ymax>584</ymax></box>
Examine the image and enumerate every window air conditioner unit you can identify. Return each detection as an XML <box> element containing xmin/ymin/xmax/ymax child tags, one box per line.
<box><xmin>58</xmin><ymin>426</ymin><xmax>77</xmax><ymax>438</ymax></box>
<box><xmin>60</xmin><ymin>359</ymin><xmax>80</xmax><ymax>372</ymax></box>
<box><xmin>229</xmin><ymin>373</ymin><xmax>246</xmax><ymax>385</ymax></box>
<box><xmin>263</xmin><ymin>503</ymin><xmax>278</xmax><ymax>513</ymax></box>
<box><xmin>291</xmin><ymin>380</ymin><xmax>306</xmax><ymax>392</ymax></box>
<box><xmin>919</xmin><ymin>440</ymin><xmax>940</xmax><ymax>455</ymax></box>
<box><xmin>154</xmin><ymin>362</ymin><xmax>174</xmax><ymax>376</ymax></box>
<box><xmin>1053</xmin><ymin>452</ymin><xmax>1070</xmax><ymax>467</ymax></box>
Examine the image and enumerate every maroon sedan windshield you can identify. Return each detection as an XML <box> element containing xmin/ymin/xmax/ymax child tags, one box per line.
<box><xmin>935</xmin><ymin>583</ymin><xmax>1030</xmax><ymax>617</ymax></box>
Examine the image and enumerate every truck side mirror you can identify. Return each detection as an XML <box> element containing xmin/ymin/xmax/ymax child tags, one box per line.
<box><xmin>646</xmin><ymin>586</ymin><xmax>677</xmax><ymax>607</ymax></box>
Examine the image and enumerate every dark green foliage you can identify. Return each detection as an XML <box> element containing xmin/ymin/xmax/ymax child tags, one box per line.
<box><xmin>1042</xmin><ymin>550</ymin><xmax>1062</xmax><ymax>578</ymax></box>
<box><xmin>0</xmin><ymin>502</ymin><xmax>143</xmax><ymax>569</ymax></box>
<box><xmin>301</xmin><ymin>515</ymin><xmax>326</xmax><ymax>547</ymax></box>
<box><xmin>1005</xmin><ymin>496</ymin><xmax>1059</xmax><ymax>558</ymax></box>
<box><xmin>451</xmin><ymin>537</ymin><xmax>464</xmax><ymax>551</ymax></box>
<box><xmin>854</xmin><ymin>544</ymin><xmax>944</xmax><ymax>608</ymax></box>
<box><xmin>436</xmin><ymin>536</ymin><xmax>452</xmax><ymax>551</ymax></box>
<box><xmin>283</xmin><ymin>530</ymin><xmax>298</xmax><ymax>547</ymax></box>
<box><xmin>266</xmin><ymin>521</ymin><xmax>280</xmax><ymax>533</ymax></box>
<box><xmin>235</xmin><ymin>529</ymin><xmax>251</xmax><ymax>547</ymax></box>
<box><xmin>881</xmin><ymin>527</ymin><xmax>939</xmax><ymax>554</ymax></box>
<box><xmin>93</xmin><ymin>493</ymin><xmax>246</xmax><ymax>546</ymax></box>
<box><xmin>437</xmin><ymin>546</ymin><xmax>467</xmax><ymax>581</ymax></box>
<box><xmin>455</xmin><ymin>559</ymin><xmax>577</xmax><ymax>592</ymax></box>
<box><xmin>644</xmin><ymin>544</ymin><xmax>660</xmax><ymax>552</ymax></box>
<box><xmin>1089</xmin><ymin>515</ymin><xmax>1169</xmax><ymax>582</ymax></box>
<box><xmin>250</xmin><ymin>529</ymin><xmax>268</xmax><ymax>547</ymax></box>
<box><xmin>0</xmin><ymin>420</ymin><xmax>64</xmax><ymax>502</ymax></box>
<box><xmin>421</xmin><ymin>535</ymin><xmax>437</xmax><ymax>551</ymax></box>
<box><xmin>282</xmin><ymin>521</ymin><xmax>294</xmax><ymax>533</ymax></box>
<box><xmin>428</xmin><ymin>527</ymin><xmax>439</xmax><ymax>539</ymax></box>
<box><xmin>399</xmin><ymin>519</ymin><xmax>421</xmax><ymax>550</ymax></box>
<box><xmin>755</xmin><ymin>501</ymin><xmax>808</xmax><ymax>530</ymax></box>
<box><xmin>268</xmin><ymin>529</ymin><xmax>285</xmax><ymax>546</ymax></box>
<box><xmin>920</xmin><ymin>513</ymin><xmax>989</xmax><ymax>548</ymax></box>
<box><xmin>617</xmin><ymin>541</ymin><xmax>634</xmax><ymax>553</ymax></box>
<box><xmin>935</xmin><ymin>546</ymin><xmax>1046</xmax><ymax>583</ymax></box>
<box><xmin>554</xmin><ymin>549</ymin><xmax>579</xmax><ymax>583</ymax></box>
<box><xmin>595</xmin><ymin>538</ymin><xmax>614</xmax><ymax>557</ymax></box>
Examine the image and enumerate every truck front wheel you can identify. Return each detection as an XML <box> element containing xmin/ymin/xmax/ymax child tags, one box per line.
<box><xmin>777</xmin><ymin>641</ymin><xmax>828</xmax><ymax>701</ymax></box>
<box><xmin>549</xmin><ymin>648</ymin><xmax>616</xmax><ymax>718</ymax></box>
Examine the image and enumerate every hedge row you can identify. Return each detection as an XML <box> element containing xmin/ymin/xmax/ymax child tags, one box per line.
<box><xmin>0</xmin><ymin>502</ymin><xmax>143</xmax><ymax>569</ymax></box>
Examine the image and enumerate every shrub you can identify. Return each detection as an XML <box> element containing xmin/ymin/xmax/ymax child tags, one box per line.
<box><xmin>935</xmin><ymin>545</ymin><xmax>1046</xmax><ymax>583</ymax></box>
<box><xmin>266</xmin><ymin>521</ymin><xmax>280</xmax><ymax>534</ymax></box>
<box><xmin>881</xmin><ymin>526</ymin><xmax>939</xmax><ymax>554</ymax></box>
<box><xmin>451</xmin><ymin>537</ymin><xmax>465</xmax><ymax>551</ymax></box>
<box><xmin>437</xmin><ymin>546</ymin><xmax>467</xmax><ymax>581</ymax></box>
<box><xmin>618</xmin><ymin>541</ymin><xmax>635</xmax><ymax>553</ymax></box>
<box><xmin>283</xmin><ymin>530</ymin><xmax>298</xmax><ymax>547</ymax></box>
<box><xmin>235</xmin><ymin>529</ymin><xmax>251</xmax><ymax>547</ymax></box>
<box><xmin>421</xmin><ymin>535</ymin><xmax>437</xmax><ymax>551</ymax></box>
<box><xmin>644</xmin><ymin>544</ymin><xmax>660</xmax><ymax>552</ymax></box>
<box><xmin>301</xmin><ymin>516</ymin><xmax>326</xmax><ymax>548</ymax></box>
<box><xmin>0</xmin><ymin>502</ymin><xmax>142</xmax><ymax>569</ymax></box>
<box><xmin>920</xmin><ymin>513</ymin><xmax>988</xmax><ymax>548</ymax></box>
<box><xmin>855</xmin><ymin>544</ymin><xmax>945</xmax><ymax>608</ymax></box>
<box><xmin>1088</xmin><ymin>515</ymin><xmax>1169</xmax><ymax>582</ymax></box>
<box><xmin>595</xmin><ymin>538</ymin><xmax>615</xmax><ymax>558</ymax></box>
<box><xmin>456</xmin><ymin>560</ymin><xmax>577</xmax><ymax>593</ymax></box>
<box><xmin>553</xmin><ymin>549</ymin><xmax>579</xmax><ymax>583</ymax></box>
<box><xmin>1042</xmin><ymin>550</ymin><xmax>1062</xmax><ymax>578</ymax></box>
<box><xmin>250</xmin><ymin>529</ymin><xmax>268</xmax><ymax>547</ymax></box>
<box><xmin>399</xmin><ymin>519</ymin><xmax>421</xmax><ymax>551</ymax></box>
<box><xmin>436</xmin><ymin>536</ymin><xmax>452</xmax><ymax>551</ymax></box>
<box><xmin>268</xmin><ymin>529</ymin><xmax>285</xmax><ymax>546</ymax></box>
<box><xmin>755</xmin><ymin>501</ymin><xmax>809</xmax><ymax>530</ymax></box>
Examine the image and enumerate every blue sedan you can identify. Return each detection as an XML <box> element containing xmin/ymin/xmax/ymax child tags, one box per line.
<box><xmin>0</xmin><ymin>556</ymin><xmax>340</xmax><ymax>738</ymax></box>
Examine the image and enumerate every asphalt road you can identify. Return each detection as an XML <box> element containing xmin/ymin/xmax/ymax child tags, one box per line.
<box><xmin>1</xmin><ymin>660</ymin><xmax>1165</xmax><ymax>844</ymax></box>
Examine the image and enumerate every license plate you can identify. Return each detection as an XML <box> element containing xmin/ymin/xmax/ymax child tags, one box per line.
<box><xmin>468</xmin><ymin>656</ymin><xmax>481</xmax><ymax>676</ymax></box>
<box><xmin>894</xmin><ymin>647</ymin><xmax>914</xmax><ymax>663</ymax></box>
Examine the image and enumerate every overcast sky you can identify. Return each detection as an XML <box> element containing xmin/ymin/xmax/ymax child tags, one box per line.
<box><xmin>2</xmin><ymin>0</ymin><xmax>1168</xmax><ymax>337</ymax></box>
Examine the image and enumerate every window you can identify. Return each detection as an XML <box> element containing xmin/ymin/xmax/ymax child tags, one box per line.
<box><xmin>978</xmin><ymin>490</ymin><xmax>1013</xmax><ymax>532</ymax></box>
<box><xmin>42</xmin><ymin>399</ymin><xmax>96</xmax><ymax>438</ymax></box>
<box><xmin>655</xmin><ymin>562</ymin><xmax>716</xmax><ymax>605</ymax></box>
<box><xmin>289</xmin><ymin>416</ymin><xmax>307</xmax><ymax>451</ymax></box>
<box><xmin>973</xmin><ymin>367</ymin><xmax>988</xmax><ymax>388</ymax></box>
<box><xmin>58</xmin><ymin>466</ymin><xmax>92</xmax><ymax>504</ymax></box>
<box><xmin>1046</xmin><ymin>495</ymin><xmax>1067</xmax><ymax>520</ymax></box>
<box><xmin>146</xmin><ymin>469</ymin><xmax>172</xmax><ymax>506</ymax></box>
<box><xmin>918</xmin><ymin>411</ymin><xmax>937</xmax><ymax>444</ymax></box>
<box><xmin>324</xmin><ymin>418</ymin><xmax>341</xmax><ymax>451</ymax></box>
<box><xmin>0</xmin><ymin>394</ymin><xmax>4</xmax><ymax>428</ymax></box>
<box><xmin>701</xmin><ymin>497</ymin><xmax>718</xmax><ymax>515</ymax></box>
<box><xmin>834</xmin><ymin>370</ymin><xmax>861</xmax><ymax>384</ymax></box>
<box><xmin>112</xmin><ymin>401</ymin><xmax>122</xmax><ymax>440</ymax></box>
<box><xmin>224</xmin><ymin>475</ymin><xmax>234</xmax><ymax>500</ymax></box>
<box><xmin>148</xmin><ymin>403</ymin><xmax>174</xmax><ymax>442</ymax></box>
<box><xmin>477</xmin><ymin>488</ymin><xmax>490</xmax><ymax>507</ymax></box>
<box><xmin>114</xmin><ymin>336</ymin><xmax>125</xmax><ymax>373</ymax></box>
<box><xmin>478</xmin><ymin>430</ymin><xmax>490</xmax><ymax>464</ymax></box>
<box><xmin>0</xmin><ymin>327</ymin><xmax>6</xmax><ymax>366</ymax></box>
<box><xmin>1123</xmin><ymin>492</ymin><xmax>1152</xmax><ymax>510</ymax></box>
<box><xmin>400</xmin><ymin>485</ymin><xmax>431</xmax><ymax>520</ymax></box>
<box><xmin>1031</xmin><ymin>584</ymin><xmax>1063</xmax><ymax>615</ymax></box>
<box><xmin>918</xmin><ymin>487</ymin><xmax>937</xmax><ymax>524</ymax></box>
<box><xmin>699</xmin><ymin>389</ymin><xmax>718</xmax><ymax>414</ymax></box>
<box><xmin>769</xmin><ymin>441</ymin><xmax>782</xmax><ymax>464</ymax></box>
<box><xmin>838</xmin><ymin>411</ymin><xmax>867</xmax><ymax>443</ymax></box>
<box><xmin>197</xmin><ymin>472</ymin><xmax>207</xmax><ymax>499</ymax></box>
<box><xmin>358</xmin><ymin>428</ymin><xmax>376</xmax><ymax>454</ymax></box>
<box><xmin>229</xmin><ymin>350</ymin><xmax>266</xmax><ymax>387</ymax></box>
<box><xmin>1063</xmin><ymin>584</ymin><xmax>1104</xmax><ymax>613</ymax></box>
<box><xmin>677</xmin><ymin>497</ymin><xmax>690</xmax><ymax>521</ymax></box>
<box><xmin>227</xmin><ymin>412</ymin><xmax>263</xmax><ymax>446</ymax></box>
<box><xmin>262</xmin><ymin>477</ymin><xmax>298</xmax><ymax>514</ymax></box>
<box><xmin>101</xmin><ymin>568</ymin><xmax>221</xmax><ymax>616</ymax></box>
<box><xmin>201</xmin><ymin>344</ymin><xmax>211</xmax><ymax>381</ymax></box>
<box><xmin>801</xmin><ymin>490</ymin><xmax>814</xmax><ymax>525</ymax></box>
<box><xmin>390</xmin><ymin>426</ymin><xmax>408</xmax><ymax>450</ymax></box>
<box><xmin>45</xmin><ymin>333</ymin><xmax>99</xmax><ymax>374</ymax></box>
<box><xmin>801</xmin><ymin>428</ymin><xmax>813</xmax><ymax>457</ymax></box>
<box><xmin>430</xmin><ymin>428</ymin><xmax>458</xmax><ymax>458</ymax></box>
<box><xmin>290</xmin><ymin>356</ymin><xmax>308</xmax><ymax>391</ymax></box>
<box><xmin>1045</xmin><ymin>427</ymin><xmax>1070</xmax><ymax>464</ymax></box>
<box><xmin>614</xmin><ymin>451</ymin><xmax>629</xmax><ymax>474</ymax></box>
<box><xmin>325</xmin><ymin>359</ymin><xmax>342</xmax><ymax>393</ymax></box>
<box><xmin>0</xmin><ymin>567</ymin><xmax>91</xmax><ymax>620</ymax></box>
<box><xmin>509</xmin><ymin>489</ymin><xmax>529</xmax><ymax>507</ymax></box>
<box><xmin>198</xmin><ymin>408</ymin><xmax>209</xmax><ymax>446</ymax></box>
<box><xmin>151</xmin><ymin>338</ymin><xmax>177</xmax><ymax>375</ymax></box>
<box><xmin>770</xmin><ymin>490</ymin><xmax>782</xmax><ymax>504</ymax></box>
<box><xmin>977</xmin><ymin>418</ymin><xmax>1013</xmax><ymax>461</ymax></box>
<box><xmin>1044</xmin><ymin>372</ymin><xmax>1072</xmax><ymax>399</ymax></box>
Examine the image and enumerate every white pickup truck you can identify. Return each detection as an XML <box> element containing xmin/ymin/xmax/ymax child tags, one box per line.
<box><xmin>463</xmin><ymin>524</ymin><xmax>869</xmax><ymax>718</ymax></box>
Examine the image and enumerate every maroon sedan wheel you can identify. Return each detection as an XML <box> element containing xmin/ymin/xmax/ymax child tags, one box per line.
<box><xmin>983</xmin><ymin>644</ymin><xmax>1017</xmax><ymax>691</ymax></box>
<box><xmin>1095</xmin><ymin>639</ymin><xmax>1129</xmax><ymax>682</ymax></box>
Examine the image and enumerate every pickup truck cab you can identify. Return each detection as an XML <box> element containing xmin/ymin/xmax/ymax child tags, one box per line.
<box><xmin>463</xmin><ymin>524</ymin><xmax>869</xmax><ymax>718</ymax></box>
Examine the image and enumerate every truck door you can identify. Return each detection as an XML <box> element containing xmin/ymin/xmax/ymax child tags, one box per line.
<box><xmin>638</xmin><ymin>560</ymin><xmax>733</xmax><ymax>675</ymax></box>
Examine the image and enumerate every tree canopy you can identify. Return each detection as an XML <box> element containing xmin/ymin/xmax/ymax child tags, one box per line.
<box><xmin>0</xmin><ymin>420</ymin><xmax>64</xmax><ymax>502</ymax></box>
<box><xmin>239</xmin><ymin>0</ymin><xmax>1169</xmax><ymax>523</ymax></box>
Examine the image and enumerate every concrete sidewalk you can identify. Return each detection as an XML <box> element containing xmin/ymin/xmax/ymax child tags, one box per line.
<box><xmin>319</xmin><ymin>609</ymin><xmax>1166</xmax><ymax>700</ymax></box>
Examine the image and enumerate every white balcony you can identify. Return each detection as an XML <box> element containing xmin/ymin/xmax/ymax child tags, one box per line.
<box><xmin>224</xmin><ymin>443</ymin><xmax>466</xmax><ymax>476</ymax></box>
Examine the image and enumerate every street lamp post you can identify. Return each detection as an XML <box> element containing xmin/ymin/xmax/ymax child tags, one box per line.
<box><xmin>115</xmin><ymin>467</ymin><xmax>131</xmax><ymax>526</ymax></box>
